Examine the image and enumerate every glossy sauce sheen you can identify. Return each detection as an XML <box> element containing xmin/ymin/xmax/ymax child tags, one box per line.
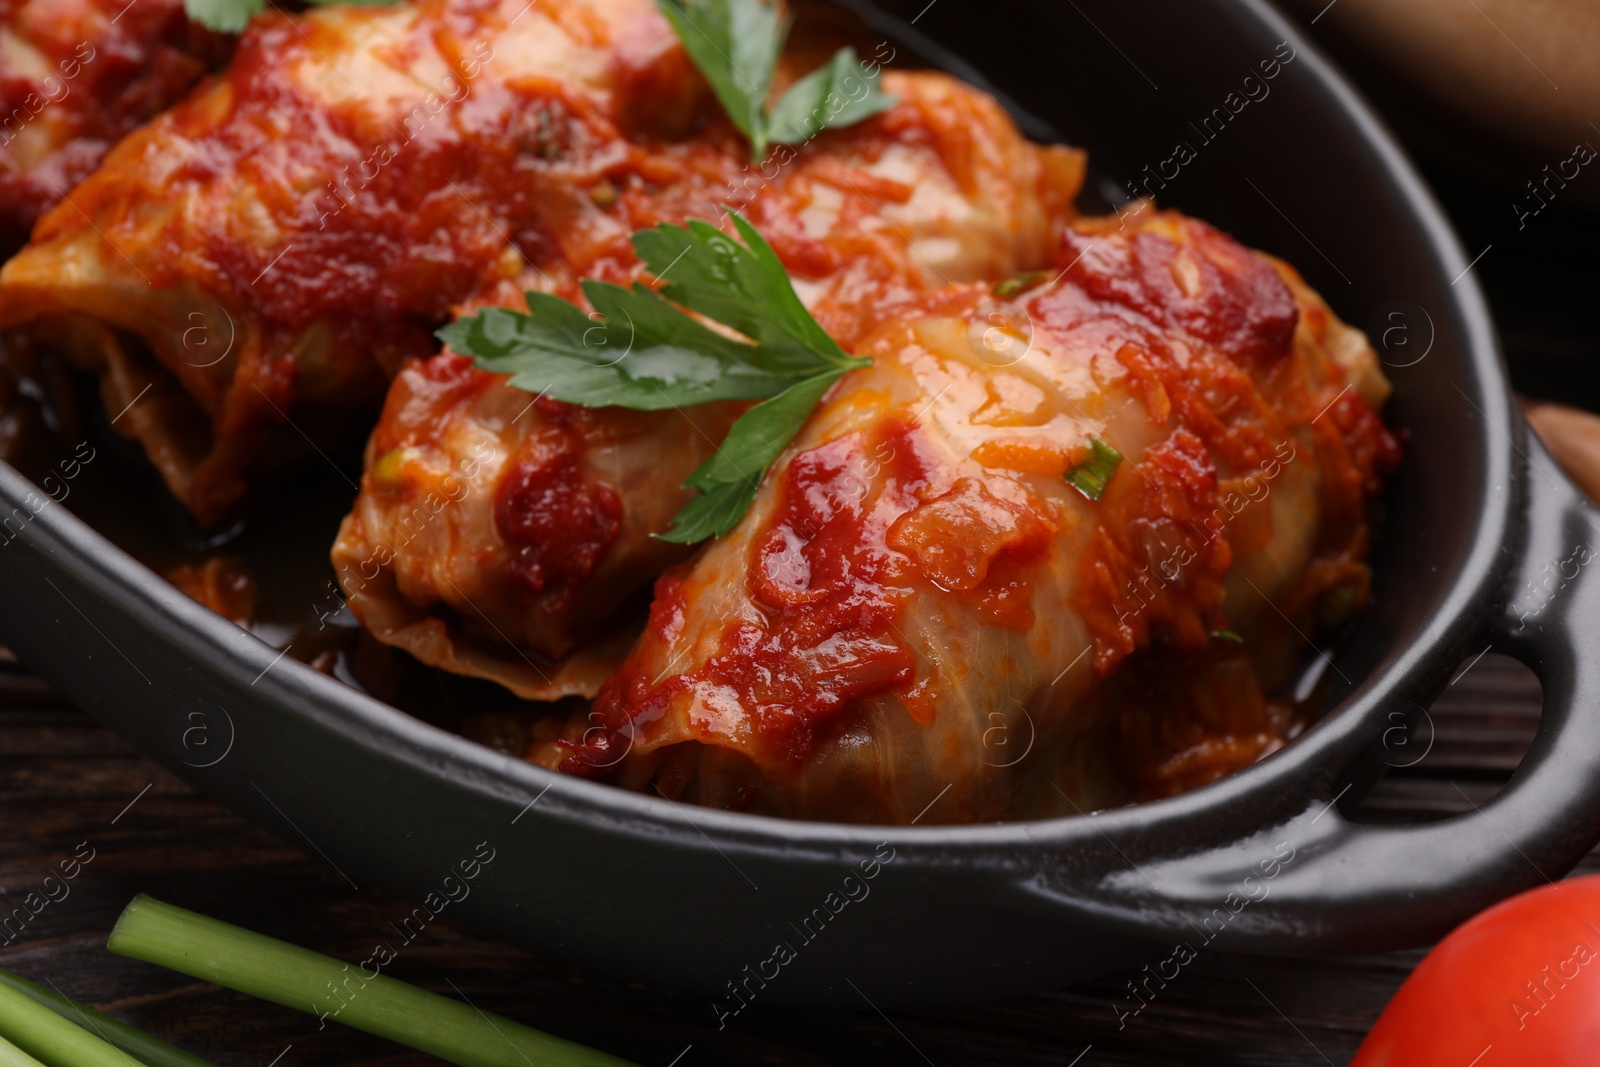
<box><xmin>328</xmin><ymin>29</ymin><xmax>1083</xmax><ymax>693</ymax></box>
<box><xmin>492</xmin><ymin>397</ymin><xmax>624</xmax><ymax>609</ymax></box>
<box><xmin>1</xmin><ymin>0</ymin><xmax>1080</xmax><ymax>525</ymax></box>
<box><xmin>2</xmin><ymin>0</ymin><xmax>710</xmax><ymax>521</ymax></box>
<box><xmin>564</xmin><ymin>210</ymin><xmax>1399</xmax><ymax>822</ymax></box>
<box><xmin>1</xmin><ymin>0</ymin><xmax>1400</xmax><ymax>824</ymax></box>
<box><xmin>160</xmin><ymin>5</ymin><xmax>691</xmax><ymax>361</ymax></box>
<box><xmin>0</xmin><ymin>0</ymin><xmax>223</xmax><ymax>252</ymax></box>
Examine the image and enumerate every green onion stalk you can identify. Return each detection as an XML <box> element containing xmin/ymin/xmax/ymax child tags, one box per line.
<box><xmin>0</xmin><ymin>970</ymin><xmax>215</xmax><ymax>1067</ymax></box>
<box><xmin>0</xmin><ymin>1034</ymin><xmax>44</xmax><ymax>1067</ymax></box>
<box><xmin>0</xmin><ymin>977</ymin><xmax>155</xmax><ymax>1067</ymax></box>
<box><xmin>107</xmin><ymin>895</ymin><xmax>637</xmax><ymax>1067</ymax></box>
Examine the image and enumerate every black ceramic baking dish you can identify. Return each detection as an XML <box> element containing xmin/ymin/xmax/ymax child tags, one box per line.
<box><xmin>4</xmin><ymin>0</ymin><xmax>1600</xmax><ymax>1009</ymax></box>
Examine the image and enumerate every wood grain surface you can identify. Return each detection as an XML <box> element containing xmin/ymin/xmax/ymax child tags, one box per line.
<box><xmin>5</xmin><ymin>8</ymin><xmax>1600</xmax><ymax>1062</ymax></box>
<box><xmin>0</xmin><ymin>649</ymin><xmax>1582</xmax><ymax>1067</ymax></box>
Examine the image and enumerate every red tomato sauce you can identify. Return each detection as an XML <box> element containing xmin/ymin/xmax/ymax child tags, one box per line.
<box><xmin>571</xmin><ymin>419</ymin><xmax>938</xmax><ymax>773</ymax></box>
<box><xmin>1077</xmin><ymin>428</ymin><xmax>1235</xmax><ymax>676</ymax></box>
<box><xmin>369</xmin><ymin>352</ymin><xmax>495</xmax><ymax>455</ymax></box>
<box><xmin>494</xmin><ymin>439</ymin><xmax>622</xmax><ymax>610</ymax></box>
<box><xmin>0</xmin><ymin>0</ymin><xmax>226</xmax><ymax>251</ymax></box>
<box><xmin>566</xmin><ymin>212</ymin><xmax>1401</xmax><ymax>790</ymax></box>
<box><xmin>1053</xmin><ymin>215</ymin><xmax>1400</xmax><ymax>676</ymax></box>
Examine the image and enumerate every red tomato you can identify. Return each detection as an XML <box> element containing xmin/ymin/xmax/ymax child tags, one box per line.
<box><xmin>1352</xmin><ymin>875</ymin><xmax>1600</xmax><ymax>1065</ymax></box>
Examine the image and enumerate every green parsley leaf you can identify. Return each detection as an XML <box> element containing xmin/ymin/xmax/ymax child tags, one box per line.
<box><xmin>437</xmin><ymin>284</ymin><xmax>805</xmax><ymax>411</ymax></box>
<box><xmin>632</xmin><ymin>214</ymin><xmax>862</xmax><ymax>371</ymax></box>
<box><xmin>186</xmin><ymin>0</ymin><xmax>396</xmax><ymax>34</ymax></box>
<box><xmin>184</xmin><ymin>0</ymin><xmax>263</xmax><ymax>32</ymax></box>
<box><xmin>660</xmin><ymin>367</ymin><xmax>846</xmax><ymax>542</ymax></box>
<box><xmin>657</xmin><ymin>0</ymin><xmax>895</xmax><ymax>162</ymax></box>
<box><xmin>658</xmin><ymin>0</ymin><xmax>783</xmax><ymax>159</ymax></box>
<box><xmin>766</xmin><ymin>48</ymin><xmax>893</xmax><ymax>144</ymax></box>
<box><xmin>1210</xmin><ymin>629</ymin><xmax>1245</xmax><ymax>644</ymax></box>
<box><xmin>1064</xmin><ymin>436</ymin><xmax>1123</xmax><ymax>501</ymax></box>
<box><xmin>440</xmin><ymin>212</ymin><xmax>870</xmax><ymax>541</ymax></box>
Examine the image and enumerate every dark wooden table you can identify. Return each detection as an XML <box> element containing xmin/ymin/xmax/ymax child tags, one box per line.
<box><xmin>0</xmin><ymin>650</ymin><xmax>1578</xmax><ymax>1067</ymax></box>
<box><xmin>7</xmin><ymin>160</ymin><xmax>1600</xmax><ymax>1067</ymax></box>
<box><xmin>7</xmin><ymin>10</ymin><xmax>1600</xmax><ymax>1065</ymax></box>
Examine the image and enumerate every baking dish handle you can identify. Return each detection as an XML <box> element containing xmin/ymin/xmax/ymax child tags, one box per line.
<box><xmin>1025</xmin><ymin>429</ymin><xmax>1600</xmax><ymax>954</ymax></box>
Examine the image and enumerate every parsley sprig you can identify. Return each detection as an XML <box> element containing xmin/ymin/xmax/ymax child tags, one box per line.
<box><xmin>189</xmin><ymin>0</ymin><xmax>895</xmax><ymax>163</ymax></box>
<box><xmin>185</xmin><ymin>0</ymin><xmax>264</xmax><ymax>33</ymax></box>
<box><xmin>658</xmin><ymin>0</ymin><xmax>895</xmax><ymax>161</ymax></box>
<box><xmin>438</xmin><ymin>214</ymin><xmax>870</xmax><ymax>543</ymax></box>
<box><xmin>185</xmin><ymin>0</ymin><xmax>393</xmax><ymax>33</ymax></box>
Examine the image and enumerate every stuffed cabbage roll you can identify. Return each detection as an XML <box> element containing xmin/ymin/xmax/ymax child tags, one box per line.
<box><xmin>0</xmin><ymin>0</ymin><xmax>224</xmax><ymax>254</ymax></box>
<box><xmin>0</xmin><ymin>0</ymin><xmax>717</xmax><ymax>523</ymax></box>
<box><xmin>332</xmin><ymin>71</ymin><xmax>1085</xmax><ymax>698</ymax></box>
<box><xmin>557</xmin><ymin>209</ymin><xmax>1400</xmax><ymax>823</ymax></box>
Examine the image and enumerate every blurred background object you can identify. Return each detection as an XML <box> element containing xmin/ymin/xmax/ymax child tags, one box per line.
<box><xmin>1281</xmin><ymin>0</ymin><xmax>1600</xmax><ymax>205</ymax></box>
<box><xmin>1525</xmin><ymin>401</ymin><xmax>1600</xmax><ymax>503</ymax></box>
<box><xmin>1281</xmin><ymin>0</ymin><xmax>1600</xmax><ymax>433</ymax></box>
